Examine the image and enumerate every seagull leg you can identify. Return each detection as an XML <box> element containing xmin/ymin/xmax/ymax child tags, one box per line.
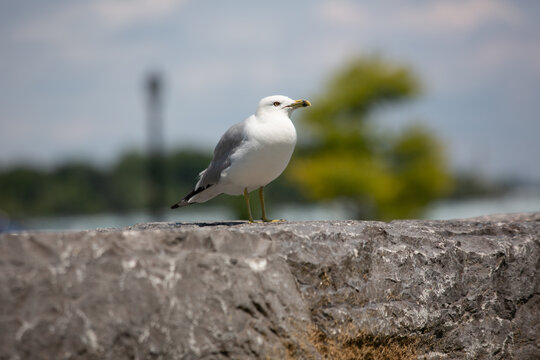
<box><xmin>259</xmin><ymin>187</ymin><xmax>285</xmax><ymax>223</ymax></box>
<box><xmin>259</xmin><ymin>186</ymin><xmax>272</xmax><ymax>222</ymax></box>
<box><xmin>244</xmin><ymin>188</ymin><xmax>254</xmax><ymax>223</ymax></box>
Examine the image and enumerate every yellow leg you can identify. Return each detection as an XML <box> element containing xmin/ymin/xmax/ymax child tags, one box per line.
<box><xmin>244</xmin><ymin>188</ymin><xmax>254</xmax><ymax>223</ymax></box>
<box><xmin>259</xmin><ymin>186</ymin><xmax>271</xmax><ymax>222</ymax></box>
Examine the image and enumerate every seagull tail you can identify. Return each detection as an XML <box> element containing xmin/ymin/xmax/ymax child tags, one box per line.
<box><xmin>170</xmin><ymin>184</ymin><xmax>218</xmax><ymax>210</ymax></box>
<box><xmin>170</xmin><ymin>201</ymin><xmax>190</xmax><ymax>209</ymax></box>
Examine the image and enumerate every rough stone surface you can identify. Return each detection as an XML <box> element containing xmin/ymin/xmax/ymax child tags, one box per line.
<box><xmin>0</xmin><ymin>213</ymin><xmax>538</xmax><ymax>359</ymax></box>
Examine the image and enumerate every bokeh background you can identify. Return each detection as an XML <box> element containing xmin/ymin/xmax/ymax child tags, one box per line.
<box><xmin>1</xmin><ymin>0</ymin><xmax>539</xmax><ymax>231</ymax></box>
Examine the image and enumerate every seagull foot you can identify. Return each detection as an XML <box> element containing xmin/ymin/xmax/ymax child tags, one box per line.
<box><xmin>261</xmin><ymin>218</ymin><xmax>286</xmax><ymax>223</ymax></box>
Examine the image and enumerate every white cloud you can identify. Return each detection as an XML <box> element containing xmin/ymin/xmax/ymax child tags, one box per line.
<box><xmin>13</xmin><ymin>0</ymin><xmax>187</xmax><ymax>63</ymax></box>
<box><xmin>397</xmin><ymin>0</ymin><xmax>522</xmax><ymax>34</ymax></box>
<box><xmin>93</xmin><ymin>0</ymin><xmax>187</xmax><ymax>27</ymax></box>
<box><xmin>317</xmin><ymin>0</ymin><xmax>522</xmax><ymax>34</ymax></box>
<box><xmin>315</xmin><ymin>0</ymin><xmax>534</xmax><ymax>95</ymax></box>
<box><xmin>316</xmin><ymin>1</ymin><xmax>372</xmax><ymax>29</ymax></box>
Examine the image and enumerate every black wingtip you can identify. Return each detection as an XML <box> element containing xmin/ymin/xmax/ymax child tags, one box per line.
<box><xmin>171</xmin><ymin>184</ymin><xmax>213</xmax><ymax>210</ymax></box>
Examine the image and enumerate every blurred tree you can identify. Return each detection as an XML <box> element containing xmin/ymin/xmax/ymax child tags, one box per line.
<box><xmin>166</xmin><ymin>149</ymin><xmax>212</xmax><ymax>202</ymax></box>
<box><xmin>0</xmin><ymin>150</ymin><xmax>216</xmax><ymax>218</ymax></box>
<box><xmin>0</xmin><ymin>167</ymin><xmax>48</xmax><ymax>217</ymax></box>
<box><xmin>47</xmin><ymin>164</ymin><xmax>109</xmax><ymax>214</ymax></box>
<box><xmin>287</xmin><ymin>56</ymin><xmax>452</xmax><ymax>220</ymax></box>
<box><xmin>109</xmin><ymin>152</ymin><xmax>147</xmax><ymax>211</ymax></box>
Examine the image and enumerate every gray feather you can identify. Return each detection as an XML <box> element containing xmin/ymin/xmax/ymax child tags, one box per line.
<box><xmin>196</xmin><ymin>120</ymin><xmax>247</xmax><ymax>188</ymax></box>
<box><xmin>171</xmin><ymin>121</ymin><xmax>247</xmax><ymax>209</ymax></box>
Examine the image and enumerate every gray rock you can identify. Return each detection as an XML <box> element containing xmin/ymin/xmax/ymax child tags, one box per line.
<box><xmin>0</xmin><ymin>213</ymin><xmax>538</xmax><ymax>359</ymax></box>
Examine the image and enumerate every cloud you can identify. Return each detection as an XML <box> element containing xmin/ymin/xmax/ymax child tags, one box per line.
<box><xmin>397</xmin><ymin>0</ymin><xmax>522</xmax><ymax>33</ymax></box>
<box><xmin>316</xmin><ymin>0</ymin><xmax>535</xmax><ymax>96</ymax></box>
<box><xmin>316</xmin><ymin>1</ymin><xmax>372</xmax><ymax>29</ymax></box>
<box><xmin>318</xmin><ymin>0</ymin><xmax>522</xmax><ymax>34</ymax></box>
<box><xmin>93</xmin><ymin>0</ymin><xmax>187</xmax><ymax>27</ymax></box>
<box><xmin>13</xmin><ymin>0</ymin><xmax>187</xmax><ymax>63</ymax></box>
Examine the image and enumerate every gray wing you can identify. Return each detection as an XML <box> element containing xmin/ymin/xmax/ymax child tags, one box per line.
<box><xmin>170</xmin><ymin>120</ymin><xmax>247</xmax><ymax>208</ymax></box>
<box><xmin>196</xmin><ymin>120</ymin><xmax>247</xmax><ymax>188</ymax></box>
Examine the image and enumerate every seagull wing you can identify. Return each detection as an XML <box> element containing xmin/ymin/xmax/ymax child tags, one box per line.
<box><xmin>171</xmin><ymin>119</ymin><xmax>248</xmax><ymax>208</ymax></box>
<box><xmin>199</xmin><ymin>120</ymin><xmax>247</xmax><ymax>187</ymax></box>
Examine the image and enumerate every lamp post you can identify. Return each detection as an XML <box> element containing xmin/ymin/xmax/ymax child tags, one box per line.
<box><xmin>145</xmin><ymin>72</ymin><xmax>165</xmax><ymax>220</ymax></box>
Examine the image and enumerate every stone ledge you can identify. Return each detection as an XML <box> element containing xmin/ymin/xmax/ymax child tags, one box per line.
<box><xmin>0</xmin><ymin>213</ymin><xmax>538</xmax><ymax>359</ymax></box>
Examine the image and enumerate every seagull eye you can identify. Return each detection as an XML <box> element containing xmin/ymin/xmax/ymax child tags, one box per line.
<box><xmin>273</xmin><ymin>101</ymin><xmax>281</xmax><ymax>107</ymax></box>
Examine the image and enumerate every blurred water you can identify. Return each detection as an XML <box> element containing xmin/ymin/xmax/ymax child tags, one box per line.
<box><xmin>6</xmin><ymin>203</ymin><xmax>350</xmax><ymax>232</ymax></box>
<box><xmin>423</xmin><ymin>191</ymin><xmax>540</xmax><ymax>220</ymax></box>
<box><xmin>2</xmin><ymin>193</ymin><xmax>539</xmax><ymax>232</ymax></box>
<box><xmin>9</xmin><ymin>207</ymin><xmax>235</xmax><ymax>232</ymax></box>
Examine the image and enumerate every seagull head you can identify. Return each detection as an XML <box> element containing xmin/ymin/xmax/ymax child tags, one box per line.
<box><xmin>255</xmin><ymin>95</ymin><xmax>311</xmax><ymax>117</ymax></box>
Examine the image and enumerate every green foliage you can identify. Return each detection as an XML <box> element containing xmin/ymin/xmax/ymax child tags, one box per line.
<box><xmin>0</xmin><ymin>167</ymin><xmax>49</xmax><ymax>217</ymax></box>
<box><xmin>287</xmin><ymin>56</ymin><xmax>452</xmax><ymax>220</ymax></box>
<box><xmin>109</xmin><ymin>152</ymin><xmax>147</xmax><ymax>211</ymax></box>
<box><xmin>303</xmin><ymin>56</ymin><xmax>421</xmax><ymax>138</ymax></box>
<box><xmin>448</xmin><ymin>173</ymin><xmax>510</xmax><ymax>199</ymax></box>
<box><xmin>0</xmin><ymin>150</ymin><xmax>212</xmax><ymax>218</ymax></box>
<box><xmin>166</xmin><ymin>150</ymin><xmax>212</xmax><ymax>201</ymax></box>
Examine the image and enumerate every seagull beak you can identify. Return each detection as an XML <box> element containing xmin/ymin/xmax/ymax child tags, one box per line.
<box><xmin>286</xmin><ymin>99</ymin><xmax>311</xmax><ymax>109</ymax></box>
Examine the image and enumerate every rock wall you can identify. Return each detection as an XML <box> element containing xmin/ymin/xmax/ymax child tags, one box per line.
<box><xmin>0</xmin><ymin>213</ymin><xmax>538</xmax><ymax>359</ymax></box>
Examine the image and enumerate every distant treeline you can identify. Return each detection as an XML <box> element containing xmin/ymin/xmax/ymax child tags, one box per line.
<box><xmin>0</xmin><ymin>149</ymin><xmax>306</xmax><ymax>218</ymax></box>
<box><xmin>0</xmin><ymin>148</ymin><xmax>511</xmax><ymax>220</ymax></box>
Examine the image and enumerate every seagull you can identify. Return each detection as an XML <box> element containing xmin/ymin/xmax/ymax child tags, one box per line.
<box><xmin>171</xmin><ymin>95</ymin><xmax>311</xmax><ymax>222</ymax></box>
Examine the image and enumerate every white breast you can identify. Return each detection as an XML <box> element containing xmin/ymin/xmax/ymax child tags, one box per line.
<box><xmin>221</xmin><ymin>114</ymin><xmax>297</xmax><ymax>194</ymax></box>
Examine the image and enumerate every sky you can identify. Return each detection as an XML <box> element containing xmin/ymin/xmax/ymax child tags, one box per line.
<box><xmin>1</xmin><ymin>0</ymin><xmax>539</xmax><ymax>181</ymax></box>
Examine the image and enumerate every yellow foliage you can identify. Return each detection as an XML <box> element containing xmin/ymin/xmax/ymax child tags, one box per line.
<box><xmin>288</xmin><ymin>56</ymin><xmax>452</xmax><ymax>220</ymax></box>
